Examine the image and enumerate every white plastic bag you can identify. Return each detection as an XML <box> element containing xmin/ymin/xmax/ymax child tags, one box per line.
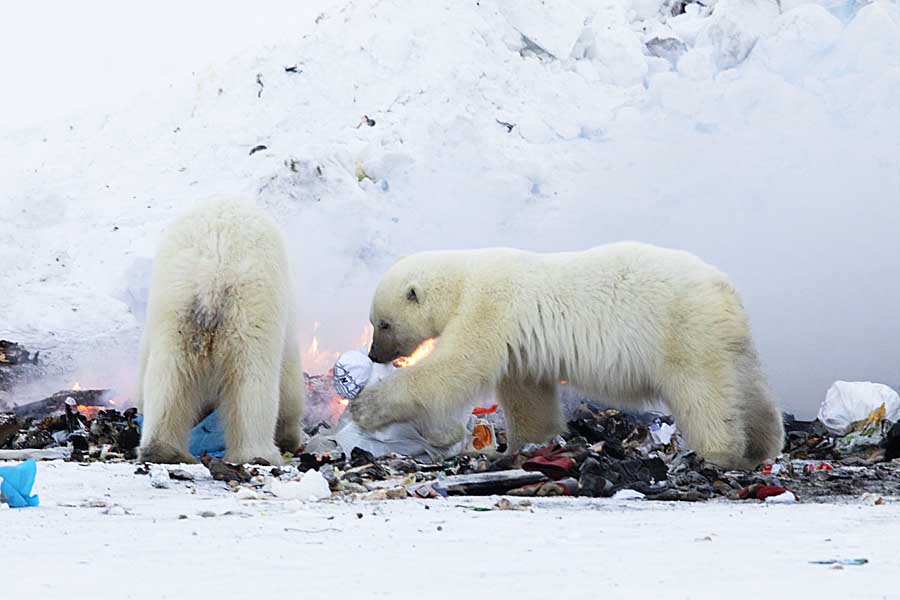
<box><xmin>817</xmin><ymin>381</ymin><xmax>900</xmax><ymax>436</ymax></box>
<box><xmin>324</xmin><ymin>349</ymin><xmax>492</xmax><ymax>462</ymax></box>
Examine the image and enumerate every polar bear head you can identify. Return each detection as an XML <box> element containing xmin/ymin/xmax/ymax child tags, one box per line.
<box><xmin>367</xmin><ymin>252</ymin><xmax>463</xmax><ymax>363</ymax></box>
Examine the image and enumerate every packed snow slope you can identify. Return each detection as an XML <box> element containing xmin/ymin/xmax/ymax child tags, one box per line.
<box><xmin>1</xmin><ymin>0</ymin><xmax>898</xmax><ymax>412</ymax></box>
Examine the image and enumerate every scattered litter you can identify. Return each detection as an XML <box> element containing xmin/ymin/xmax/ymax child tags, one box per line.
<box><xmin>612</xmin><ymin>489</ymin><xmax>647</xmax><ymax>501</ymax></box>
<box><xmin>494</xmin><ymin>498</ymin><xmax>532</xmax><ymax>511</ymax></box>
<box><xmin>149</xmin><ymin>466</ymin><xmax>171</xmax><ymax>489</ymax></box>
<box><xmin>809</xmin><ymin>558</ymin><xmax>868</xmax><ymax>566</ymax></box>
<box><xmin>201</xmin><ymin>454</ymin><xmax>251</xmax><ymax>483</ymax></box>
<box><xmin>189</xmin><ymin>411</ymin><xmax>226</xmax><ymax>458</ymax></box>
<box><xmin>738</xmin><ymin>484</ymin><xmax>797</xmax><ymax>502</ymax></box>
<box><xmin>650</xmin><ymin>420</ymin><xmax>677</xmax><ymax>446</ymax></box>
<box><xmin>861</xmin><ymin>493</ymin><xmax>884</xmax><ymax>505</ymax></box>
<box><xmin>361</xmin><ymin>486</ymin><xmax>407</xmax><ymax>501</ymax></box>
<box><xmin>455</xmin><ymin>505</ymin><xmax>493</xmax><ymax>512</ymax></box>
<box><xmin>271</xmin><ymin>469</ymin><xmax>331</xmax><ymax>501</ymax></box>
<box><xmin>817</xmin><ymin>381</ymin><xmax>899</xmax><ymax>436</ymax></box>
<box><xmin>764</xmin><ymin>491</ymin><xmax>798</xmax><ymax>504</ymax></box>
<box><xmin>168</xmin><ymin>469</ymin><xmax>194</xmax><ymax>482</ymax></box>
<box><xmin>508</xmin><ymin>478</ymin><xmax>578</xmax><ymax>497</ymax></box>
<box><xmin>434</xmin><ymin>470</ymin><xmax>548</xmax><ymax>496</ymax></box>
<box><xmin>0</xmin><ymin>459</ymin><xmax>40</xmax><ymax>508</ymax></box>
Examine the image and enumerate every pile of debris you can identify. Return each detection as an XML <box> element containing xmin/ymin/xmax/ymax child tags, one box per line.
<box><xmin>0</xmin><ymin>388</ymin><xmax>140</xmax><ymax>461</ymax></box>
<box><xmin>5</xmin><ymin>373</ymin><xmax>900</xmax><ymax>504</ymax></box>
<box><xmin>184</xmin><ymin>401</ymin><xmax>900</xmax><ymax>504</ymax></box>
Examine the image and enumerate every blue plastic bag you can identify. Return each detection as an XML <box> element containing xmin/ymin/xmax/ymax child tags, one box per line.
<box><xmin>188</xmin><ymin>410</ymin><xmax>225</xmax><ymax>458</ymax></box>
<box><xmin>0</xmin><ymin>460</ymin><xmax>40</xmax><ymax>508</ymax></box>
<box><xmin>134</xmin><ymin>411</ymin><xmax>226</xmax><ymax>458</ymax></box>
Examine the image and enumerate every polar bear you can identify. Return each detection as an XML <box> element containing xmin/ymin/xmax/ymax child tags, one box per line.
<box><xmin>351</xmin><ymin>243</ymin><xmax>784</xmax><ymax>469</ymax></box>
<box><xmin>137</xmin><ymin>198</ymin><xmax>304</xmax><ymax>465</ymax></box>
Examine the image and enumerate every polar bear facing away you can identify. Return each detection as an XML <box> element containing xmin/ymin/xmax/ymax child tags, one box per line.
<box><xmin>351</xmin><ymin>244</ymin><xmax>784</xmax><ymax>469</ymax></box>
<box><xmin>137</xmin><ymin>198</ymin><xmax>304</xmax><ymax>465</ymax></box>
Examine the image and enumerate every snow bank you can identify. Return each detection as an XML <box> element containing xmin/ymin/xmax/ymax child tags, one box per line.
<box><xmin>0</xmin><ymin>0</ymin><xmax>897</xmax><ymax>411</ymax></box>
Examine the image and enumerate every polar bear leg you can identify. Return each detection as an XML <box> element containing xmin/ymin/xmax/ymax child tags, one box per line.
<box><xmin>136</xmin><ymin>338</ymin><xmax>149</xmax><ymax>414</ymax></box>
<box><xmin>496</xmin><ymin>377</ymin><xmax>563</xmax><ymax>452</ymax></box>
<box><xmin>139</xmin><ymin>347</ymin><xmax>200</xmax><ymax>464</ymax></box>
<box><xmin>220</xmin><ymin>345</ymin><xmax>284</xmax><ymax>466</ymax></box>
<box><xmin>736</xmin><ymin>356</ymin><xmax>784</xmax><ymax>466</ymax></box>
<box><xmin>661</xmin><ymin>368</ymin><xmax>750</xmax><ymax>469</ymax></box>
<box><xmin>275</xmin><ymin>340</ymin><xmax>304</xmax><ymax>453</ymax></box>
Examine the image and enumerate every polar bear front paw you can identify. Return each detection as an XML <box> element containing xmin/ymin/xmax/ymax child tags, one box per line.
<box><xmin>350</xmin><ymin>385</ymin><xmax>402</xmax><ymax>431</ymax></box>
<box><xmin>139</xmin><ymin>441</ymin><xmax>197</xmax><ymax>465</ymax></box>
<box><xmin>225</xmin><ymin>444</ymin><xmax>284</xmax><ymax>466</ymax></box>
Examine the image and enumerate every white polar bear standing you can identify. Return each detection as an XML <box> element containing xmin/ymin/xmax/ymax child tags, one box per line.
<box><xmin>137</xmin><ymin>198</ymin><xmax>304</xmax><ymax>465</ymax></box>
<box><xmin>351</xmin><ymin>243</ymin><xmax>784</xmax><ymax>469</ymax></box>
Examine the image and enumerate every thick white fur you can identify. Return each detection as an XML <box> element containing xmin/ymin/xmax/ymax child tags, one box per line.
<box><xmin>351</xmin><ymin>243</ymin><xmax>784</xmax><ymax>469</ymax></box>
<box><xmin>137</xmin><ymin>197</ymin><xmax>304</xmax><ymax>465</ymax></box>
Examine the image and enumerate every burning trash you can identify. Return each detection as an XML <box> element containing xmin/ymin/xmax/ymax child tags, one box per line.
<box><xmin>305</xmin><ymin>340</ymin><xmax>498</xmax><ymax>462</ymax></box>
<box><xmin>3</xmin><ymin>360</ymin><xmax>900</xmax><ymax>508</ymax></box>
<box><xmin>1</xmin><ymin>385</ymin><xmax>139</xmax><ymax>461</ymax></box>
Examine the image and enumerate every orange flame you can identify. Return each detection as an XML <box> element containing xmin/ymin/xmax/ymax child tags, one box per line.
<box><xmin>75</xmin><ymin>405</ymin><xmax>103</xmax><ymax>418</ymax></box>
<box><xmin>301</xmin><ymin>321</ymin><xmax>340</xmax><ymax>374</ymax></box>
<box><xmin>393</xmin><ymin>338</ymin><xmax>436</xmax><ymax>368</ymax></box>
<box><xmin>72</xmin><ymin>381</ymin><xmax>82</xmax><ymax>391</ymax></box>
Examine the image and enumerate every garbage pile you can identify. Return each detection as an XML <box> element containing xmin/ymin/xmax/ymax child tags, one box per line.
<box><xmin>0</xmin><ymin>389</ymin><xmax>140</xmax><ymax>461</ymax></box>
<box><xmin>5</xmin><ymin>376</ymin><xmax>900</xmax><ymax>505</ymax></box>
<box><xmin>772</xmin><ymin>381</ymin><xmax>900</xmax><ymax>500</ymax></box>
<box><xmin>194</xmin><ymin>380</ymin><xmax>900</xmax><ymax>504</ymax></box>
<box><xmin>189</xmin><ymin>403</ymin><xmax>804</xmax><ymax>503</ymax></box>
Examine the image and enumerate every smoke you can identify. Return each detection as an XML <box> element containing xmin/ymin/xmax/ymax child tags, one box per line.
<box><xmin>270</xmin><ymin>100</ymin><xmax>900</xmax><ymax>419</ymax></box>
<box><xmin>3</xmin><ymin>1</ymin><xmax>897</xmax><ymax>420</ymax></box>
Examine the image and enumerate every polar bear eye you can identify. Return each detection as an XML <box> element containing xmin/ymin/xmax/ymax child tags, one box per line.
<box><xmin>377</xmin><ymin>321</ymin><xmax>391</xmax><ymax>331</ymax></box>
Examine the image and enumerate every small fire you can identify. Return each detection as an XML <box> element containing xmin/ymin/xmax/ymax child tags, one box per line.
<box><xmin>301</xmin><ymin>321</ymin><xmax>340</xmax><ymax>375</ymax></box>
<box><xmin>72</xmin><ymin>382</ymin><xmax>82</xmax><ymax>391</ymax></box>
<box><xmin>393</xmin><ymin>338</ymin><xmax>436</xmax><ymax>368</ymax></box>
<box><xmin>75</xmin><ymin>405</ymin><xmax>103</xmax><ymax>419</ymax></box>
<box><xmin>338</xmin><ymin>398</ymin><xmax>349</xmax><ymax>407</ymax></box>
<box><xmin>302</xmin><ymin>322</ymin><xmax>379</xmax><ymax>375</ymax></box>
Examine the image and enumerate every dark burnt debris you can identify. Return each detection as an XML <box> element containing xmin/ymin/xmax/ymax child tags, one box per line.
<box><xmin>4</xmin><ymin>369</ymin><xmax>900</xmax><ymax>502</ymax></box>
<box><xmin>186</xmin><ymin>402</ymin><xmax>900</xmax><ymax>503</ymax></box>
<box><xmin>1</xmin><ymin>388</ymin><xmax>140</xmax><ymax>461</ymax></box>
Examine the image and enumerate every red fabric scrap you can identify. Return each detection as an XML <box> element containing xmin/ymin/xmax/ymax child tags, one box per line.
<box><xmin>738</xmin><ymin>484</ymin><xmax>798</xmax><ymax>501</ymax></box>
<box><xmin>522</xmin><ymin>455</ymin><xmax>577</xmax><ymax>479</ymax></box>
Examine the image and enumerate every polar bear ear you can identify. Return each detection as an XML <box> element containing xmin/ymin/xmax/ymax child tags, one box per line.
<box><xmin>406</xmin><ymin>284</ymin><xmax>420</xmax><ymax>304</ymax></box>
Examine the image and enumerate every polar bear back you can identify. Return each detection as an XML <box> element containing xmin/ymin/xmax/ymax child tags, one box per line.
<box><xmin>395</xmin><ymin>243</ymin><xmax>747</xmax><ymax>396</ymax></box>
<box><xmin>145</xmin><ymin>198</ymin><xmax>293</xmax><ymax>355</ymax></box>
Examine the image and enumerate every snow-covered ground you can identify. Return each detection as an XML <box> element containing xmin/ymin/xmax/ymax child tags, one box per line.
<box><xmin>3</xmin><ymin>461</ymin><xmax>898</xmax><ymax>599</ymax></box>
<box><xmin>1</xmin><ymin>1</ymin><xmax>899</xmax><ymax>411</ymax></box>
